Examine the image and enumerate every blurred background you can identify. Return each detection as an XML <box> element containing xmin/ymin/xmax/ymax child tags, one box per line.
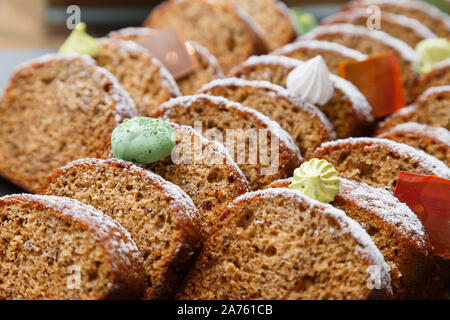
<box><xmin>1</xmin><ymin>0</ymin><xmax>448</xmax><ymax>49</ymax></box>
<box><xmin>0</xmin><ymin>0</ymin><xmax>351</xmax><ymax>48</ymax></box>
<box><xmin>0</xmin><ymin>0</ymin><xmax>447</xmax><ymax>87</ymax></box>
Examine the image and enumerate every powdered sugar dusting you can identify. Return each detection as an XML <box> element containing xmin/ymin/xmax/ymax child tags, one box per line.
<box><xmin>174</xmin><ymin>124</ymin><xmax>249</xmax><ymax>185</ymax></box>
<box><xmin>330</xmin><ymin>75</ymin><xmax>374</xmax><ymax>123</ymax></box>
<box><xmin>93</xmin><ymin>64</ymin><xmax>137</xmax><ymax>123</ymax></box>
<box><xmin>234</xmin><ymin>54</ymin><xmax>303</xmax><ymax>71</ymax></box>
<box><xmin>0</xmin><ymin>193</ymin><xmax>143</xmax><ymax>273</ymax></box>
<box><xmin>107</xmin><ymin>27</ymin><xmax>222</xmax><ymax>91</ymax></box>
<box><xmin>230</xmin><ymin>55</ymin><xmax>373</xmax><ymax>123</ymax></box>
<box><xmin>430</xmin><ymin>58</ymin><xmax>450</xmax><ymax>72</ymax></box>
<box><xmin>189</xmin><ymin>41</ymin><xmax>224</xmax><ymax>78</ymax></box>
<box><xmin>157</xmin><ymin>94</ymin><xmax>302</xmax><ymax>159</ymax></box>
<box><xmin>322</xmin><ymin>9</ymin><xmax>437</xmax><ymax>40</ymax></box>
<box><xmin>419</xmin><ymin>85</ymin><xmax>450</xmax><ymax>104</ymax></box>
<box><xmin>8</xmin><ymin>53</ymin><xmax>137</xmax><ymax>124</ymax></box>
<box><xmin>149</xmin><ymin>56</ymin><xmax>182</xmax><ymax>96</ymax></box>
<box><xmin>56</xmin><ymin>158</ymin><xmax>201</xmax><ymax>222</ymax></box>
<box><xmin>380</xmin><ymin>122</ymin><xmax>450</xmax><ymax>146</ymax></box>
<box><xmin>350</xmin><ymin>0</ymin><xmax>450</xmax><ymax>31</ymax></box>
<box><xmin>272</xmin><ymin>39</ymin><xmax>367</xmax><ymax>61</ymax></box>
<box><xmin>234</xmin><ymin>188</ymin><xmax>393</xmax><ymax>292</ymax></box>
<box><xmin>199</xmin><ymin>77</ymin><xmax>336</xmax><ymax>139</ymax></box>
<box><xmin>319</xmin><ymin>137</ymin><xmax>450</xmax><ymax>178</ymax></box>
<box><xmin>303</xmin><ymin>23</ymin><xmax>419</xmax><ymax>70</ymax></box>
<box><xmin>98</xmin><ymin>37</ymin><xmax>181</xmax><ymax>97</ymax></box>
<box><xmin>339</xmin><ymin>178</ymin><xmax>428</xmax><ymax>248</ymax></box>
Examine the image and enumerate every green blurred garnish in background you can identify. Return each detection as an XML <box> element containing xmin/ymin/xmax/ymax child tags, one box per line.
<box><xmin>289</xmin><ymin>7</ymin><xmax>317</xmax><ymax>35</ymax></box>
<box><xmin>424</xmin><ymin>0</ymin><xmax>450</xmax><ymax>14</ymax></box>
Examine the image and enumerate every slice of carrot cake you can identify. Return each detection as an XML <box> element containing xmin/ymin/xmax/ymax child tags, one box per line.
<box><xmin>40</xmin><ymin>158</ymin><xmax>203</xmax><ymax>299</ymax></box>
<box><xmin>0</xmin><ymin>54</ymin><xmax>137</xmax><ymax>192</ymax></box>
<box><xmin>199</xmin><ymin>78</ymin><xmax>336</xmax><ymax>157</ymax></box>
<box><xmin>176</xmin><ymin>188</ymin><xmax>392</xmax><ymax>300</ymax></box>
<box><xmin>268</xmin><ymin>178</ymin><xmax>434</xmax><ymax>299</ymax></box>
<box><xmin>377</xmin><ymin>122</ymin><xmax>450</xmax><ymax>166</ymax></box>
<box><xmin>107</xmin><ymin>27</ymin><xmax>224</xmax><ymax>95</ymax></box>
<box><xmin>96</xmin><ymin>38</ymin><xmax>180</xmax><ymax>115</ymax></box>
<box><xmin>144</xmin><ymin>0</ymin><xmax>268</xmax><ymax>73</ymax></box>
<box><xmin>229</xmin><ymin>55</ymin><xmax>374</xmax><ymax>138</ymax></box>
<box><xmin>151</xmin><ymin>94</ymin><xmax>302</xmax><ymax>190</ymax></box>
<box><xmin>271</xmin><ymin>40</ymin><xmax>367</xmax><ymax>75</ymax></box>
<box><xmin>311</xmin><ymin>137</ymin><xmax>450</xmax><ymax>191</ymax></box>
<box><xmin>0</xmin><ymin>194</ymin><xmax>145</xmax><ymax>300</ymax></box>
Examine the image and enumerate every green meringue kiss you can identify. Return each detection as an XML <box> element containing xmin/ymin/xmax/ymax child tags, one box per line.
<box><xmin>59</xmin><ymin>22</ymin><xmax>101</xmax><ymax>58</ymax></box>
<box><xmin>289</xmin><ymin>158</ymin><xmax>340</xmax><ymax>203</ymax></box>
<box><xmin>111</xmin><ymin>117</ymin><xmax>176</xmax><ymax>164</ymax></box>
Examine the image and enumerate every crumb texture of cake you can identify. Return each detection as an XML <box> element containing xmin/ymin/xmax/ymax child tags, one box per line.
<box><xmin>176</xmin><ymin>188</ymin><xmax>392</xmax><ymax>300</ymax></box>
<box><xmin>271</xmin><ymin>40</ymin><xmax>367</xmax><ymax>75</ymax></box>
<box><xmin>302</xmin><ymin>23</ymin><xmax>419</xmax><ymax>100</ymax></box>
<box><xmin>377</xmin><ymin>85</ymin><xmax>450</xmax><ymax>133</ymax></box>
<box><xmin>229</xmin><ymin>55</ymin><xmax>374</xmax><ymax>138</ymax></box>
<box><xmin>0</xmin><ymin>54</ymin><xmax>137</xmax><ymax>192</ymax></box>
<box><xmin>146</xmin><ymin>124</ymin><xmax>250</xmax><ymax>234</ymax></box>
<box><xmin>144</xmin><ymin>0</ymin><xmax>268</xmax><ymax>73</ymax></box>
<box><xmin>151</xmin><ymin>94</ymin><xmax>302</xmax><ymax>190</ymax></box>
<box><xmin>0</xmin><ymin>194</ymin><xmax>145</xmax><ymax>300</ymax></box>
<box><xmin>268</xmin><ymin>178</ymin><xmax>434</xmax><ymax>299</ymax></box>
<box><xmin>40</xmin><ymin>158</ymin><xmax>203</xmax><ymax>299</ymax></box>
<box><xmin>412</xmin><ymin>60</ymin><xmax>450</xmax><ymax>100</ymax></box>
<box><xmin>341</xmin><ymin>0</ymin><xmax>450</xmax><ymax>39</ymax></box>
<box><xmin>96</xmin><ymin>38</ymin><xmax>180</xmax><ymax>116</ymax></box>
<box><xmin>228</xmin><ymin>0</ymin><xmax>297</xmax><ymax>51</ymax></box>
<box><xmin>377</xmin><ymin>122</ymin><xmax>450</xmax><ymax>166</ymax></box>
<box><xmin>107</xmin><ymin>27</ymin><xmax>224</xmax><ymax>95</ymax></box>
<box><xmin>321</xmin><ymin>9</ymin><xmax>436</xmax><ymax>48</ymax></box>
<box><xmin>199</xmin><ymin>78</ymin><xmax>336</xmax><ymax>157</ymax></box>
<box><xmin>311</xmin><ymin>138</ymin><xmax>450</xmax><ymax>192</ymax></box>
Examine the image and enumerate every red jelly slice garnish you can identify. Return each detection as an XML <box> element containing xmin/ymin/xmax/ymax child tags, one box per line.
<box><xmin>394</xmin><ymin>171</ymin><xmax>450</xmax><ymax>259</ymax></box>
<box><xmin>338</xmin><ymin>51</ymin><xmax>405</xmax><ymax>119</ymax></box>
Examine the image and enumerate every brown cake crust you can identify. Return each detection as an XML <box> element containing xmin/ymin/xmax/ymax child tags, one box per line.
<box><xmin>151</xmin><ymin>94</ymin><xmax>302</xmax><ymax>190</ymax></box>
<box><xmin>176</xmin><ymin>188</ymin><xmax>392</xmax><ymax>300</ymax></box>
<box><xmin>377</xmin><ymin>85</ymin><xmax>450</xmax><ymax>133</ymax></box>
<box><xmin>341</xmin><ymin>0</ymin><xmax>450</xmax><ymax>39</ymax></box>
<box><xmin>302</xmin><ymin>23</ymin><xmax>419</xmax><ymax>102</ymax></box>
<box><xmin>412</xmin><ymin>60</ymin><xmax>450</xmax><ymax>101</ymax></box>
<box><xmin>377</xmin><ymin>122</ymin><xmax>450</xmax><ymax>166</ymax></box>
<box><xmin>0</xmin><ymin>54</ymin><xmax>137</xmax><ymax>193</ymax></box>
<box><xmin>311</xmin><ymin>137</ymin><xmax>450</xmax><ymax>191</ymax></box>
<box><xmin>96</xmin><ymin>37</ymin><xmax>180</xmax><ymax>115</ymax></box>
<box><xmin>143</xmin><ymin>0</ymin><xmax>268</xmax><ymax>73</ymax></box>
<box><xmin>229</xmin><ymin>55</ymin><xmax>374</xmax><ymax>138</ymax></box>
<box><xmin>40</xmin><ymin>158</ymin><xmax>203</xmax><ymax>299</ymax></box>
<box><xmin>228</xmin><ymin>0</ymin><xmax>297</xmax><ymax>51</ymax></box>
<box><xmin>198</xmin><ymin>78</ymin><xmax>336</xmax><ymax>157</ymax></box>
<box><xmin>146</xmin><ymin>124</ymin><xmax>250</xmax><ymax>233</ymax></box>
<box><xmin>321</xmin><ymin>9</ymin><xmax>437</xmax><ymax>48</ymax></box>
<box><xmin>271</xmin><ymin>39</ymin><xmax>367</xmax><ymax>75</ymax></box>
<box><xmin>107</xmin><ymin>27</ymin><xmax>224</xmax><ymax>95</ymax></box>
<box><xmin>268</xmin><ymin>178</ymin><xmax>434</xmax><ymax>299</ymax></box>
<box><xmin>0</xmin><ymin>194</ymin><xmax>145</xmax><ymax>300</ymax></box>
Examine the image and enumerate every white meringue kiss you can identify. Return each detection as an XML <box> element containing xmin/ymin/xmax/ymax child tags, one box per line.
<box><xmin>286</xmin><ymin>55</ymin><xmax>334</xmax><ymax>106</ymax></box>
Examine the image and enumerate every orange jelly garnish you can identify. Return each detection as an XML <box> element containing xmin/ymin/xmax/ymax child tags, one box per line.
<box><xmin>394</xmin><ymin>171</ymin><xmax>450</xmax><ymax>259</ymax></box>
<box><xmin>339</xmin><ymin>52</ymin><xmax>405</xmax><ymax>118</ymax></box>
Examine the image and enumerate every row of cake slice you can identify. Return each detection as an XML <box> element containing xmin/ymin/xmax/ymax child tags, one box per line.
<box><xmin>0</xmin><ymin>147</ymin><xmax>440</xmax><ymax>299</ymax></box>
<box><xmin>1</xmin><ymin>0</ymin><xmax>449</xmax><ymax>299</ymax></box>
